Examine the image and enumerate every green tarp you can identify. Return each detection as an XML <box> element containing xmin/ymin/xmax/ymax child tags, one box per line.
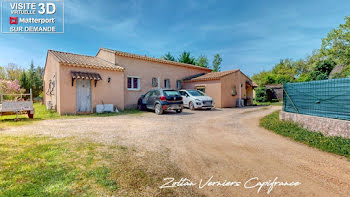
<box><xmin>283</xmin><ymin>78</ymin><xmax>350</xmax><ymax>120</ymax></box>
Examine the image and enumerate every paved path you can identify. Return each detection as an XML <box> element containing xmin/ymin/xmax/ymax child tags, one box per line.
<box><xmin>2</xmin><ymin>106</ymin><xmax>350</xmax><ymax>196</ymax></box>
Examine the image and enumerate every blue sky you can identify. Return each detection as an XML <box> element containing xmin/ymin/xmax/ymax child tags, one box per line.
<box><xmin>0</xmin><ymin>0</ymin><xmax>349</xmax><ymax>76</ymax></box>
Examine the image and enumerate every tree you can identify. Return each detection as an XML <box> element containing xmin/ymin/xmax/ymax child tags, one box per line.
<box><xmin>36</xmin><ymin>66</ymin><xmax>43</xmax><ymax>77</ymax></box>
<box><xmin>254</xmin><ymin>87</ymin><xmax>269</xmax><ymax>102</ymax></box>
<box><xmin>252</xmin><ymin>71</ymin><xmax>270</xmax><ymax>86</ymax></box>
<box><xmin>19</xmin><ymin>71</ymin><xmax>29</xmax><ymax>91</ymax></box>
<box><xmin>5</xmin><ymin>63</ymin><xmax>22</xmax><ymax>80</ymax></box>
<box><xmin>295</xmin><ymin>73</ymin><xmax>312</xmax><ymax>82</ymax></box>
<box><xmin>0</xmin><ymin>66</ymin><xmax>6</xmax><ymax>79</ymax></box>
<box><xmin>310</xmin><ymin>59</ymin><xmax>336</xmax><ymax>80</ymax></box>
<box><xmin>0</xmin><ymin>79</ymin><xmax>24</xmax><ymax>96</ymax></box>
<box><xmin>162</xmin><ymin>52</ymin><xmax>176</xmax><ymax>61</ymax></box>
<box><xmin>26</xmin><ymin>61</ymin><xmax>43</xmax><ymax>97</ymax></box>
<box><xmin>271</xmin><ymin>59</ymin><xmax>297</xmax><ymax>82</ymax></box>
<box><xmin>251</xmin><ymin>16</ymin><xmax>350</xmax><ymax>85</ymax></box>
<box><xmin>212</xmin><ymin>54</ymin><xmax>222</xmax><ymax>72</ymax></box>
<box><xmin>252</xmin><ymin>59</ymin><xmax>302</xmax><ymax>86</ymax></box>
<box><xmin>197</xmin><ymin>54</ymin><xmax>209</xmax><ymax>68</ymax></box>
<box><xmin>178</xmin><ymin>51</ymin><xmax>196</xmax><ymax>65</ymax></box>
<box><xmin>28</xmin><ymin>61</ymin><xmax>35</xmax><ymax>87</ymax></box>
<box><xmin>321</xmin><ymin>16</ymin><xmax>350</xmax><ymax>66</ymax></box>
<box><xmin>321</xmin><ymin>16</ymin><xmax>350</xmax><ymax>78</ymax></box>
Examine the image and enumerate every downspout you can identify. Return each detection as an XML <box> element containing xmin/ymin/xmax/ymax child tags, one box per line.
<box><xmin>238</xmin><ymin>83</ymin><xmax>242</xmax><ymax>107</ymax></box>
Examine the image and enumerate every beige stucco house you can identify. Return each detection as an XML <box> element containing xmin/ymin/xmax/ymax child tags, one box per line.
<box><xmin>183</xmin><ymin>70</ymin><xmax>255</xmax><ymax>107</ymax></box>
<box><xmin>44</xmin><ymin>48</ymin><xmax>254</xmax><ymax>115</ymax></box>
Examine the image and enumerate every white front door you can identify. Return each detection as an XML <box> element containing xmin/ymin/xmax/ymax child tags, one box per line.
<box><xmin>76</xmin><ymin>79</ymin><xmax>91</xmax><ymax>113</ymax></box>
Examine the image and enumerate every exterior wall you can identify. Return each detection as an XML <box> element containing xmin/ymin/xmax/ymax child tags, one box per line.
<box><xmin>58</xmin><ymin>64</ymin><xmax>124</xmax><ymax>115</ymax></box>
<box><xmin>184</xmin><ymin>71</ymin><xmax>254</xmax><ymax>108</ymax></box>
<box><xmin>280</xmin><ymin>111</ymin><xmax>350</xmax><ymax>139</ymax></box>
<box><xmin>220</xmin><ymin>71</ymin><xmax>253</xmax><ymax>107</ymax></box>
<box><xmin>96</xmin><ymin>49</ymin><xmax>116</xmax><ymax>64</ymax></box>
<box><xmin>43</xmin><ymin>53</ymin><xmax>60</xmax><ymax>112</ymax></box>
<box><xmin>114</xmin><ymin>55</ymin><xmax>210</xmax><ymax>108</ymax></box>
<box><xmin>183</xmin><ymin>80</ymin><xmax>222</xmax><ymax>107</ymax></box>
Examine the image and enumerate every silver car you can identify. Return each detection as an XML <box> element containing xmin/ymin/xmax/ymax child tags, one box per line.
<box><xmin>179</xmin><ymin>89</ymin><xmax>214</xmax><ymax>110</ymax></box>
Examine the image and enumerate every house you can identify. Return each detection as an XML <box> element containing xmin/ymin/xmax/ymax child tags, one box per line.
<box><xmin>183</xmin><ymin>70</ymin><xmax>255</xmax><ymax>107</ymax></box>
<box><xmin>43</xmin><ymin>48</ymin><xmax>255</xmax><ymax>115</ymax></box>
<box><xmin>265</xmin><ymin>84</ymin><xmax>283</xmax><ymax>100</ymax></box>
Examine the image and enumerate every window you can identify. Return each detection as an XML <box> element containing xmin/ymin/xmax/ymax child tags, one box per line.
<box><xmin>143</xmin><ymin>90</ymin><xmax>153</xmax><ymax>100</ymax></box>
<box><xmin>164</xmin><ymin>90</ymin><xmax>180</xmax><ymax>96</ymax></box>
<box><xmin>127</xmin><ymin>77</ymin><xmax>140</xmax><ymax>90</ymax></box>
<box><xmin>145</xmin><ymin>90</ymin><xmax>152</xmax><ymax>97</ymax></box>
<box><xmin>176</xmin><ymin>80</ymin><xmax>182</xmax><ymax>89</ymax></box>
<box><xmin>195</xmin><ymin>86</ymin><xmax>205</xmax><ymax>93</ymax></box>
<box><xmin>164</xmin><ymin>79</ymin><xmax>170</xmax><ymax>88</ymax></box>
<box><xmin>179</xmin><ymin>91</ymin><xmax>189</xmax><ymax>97</ymax></box>
<box><xmin>152</xmin><ymin>77</ymin><xmax>158</xmax><ymax>87</ymax></box>
<box><xmin>231</xmin><ymin>85</ymin><xmax>237</xmax><ymax>96</ymax></box>
<box><xmin>154</xmin><ymin>90</ymin><xmax>160</xmax><ymax>96</ymax></box>
<box><xmin>188</xmin><ymin>90</ymin><xmax>205</xmax><ymax>96</ymax></box>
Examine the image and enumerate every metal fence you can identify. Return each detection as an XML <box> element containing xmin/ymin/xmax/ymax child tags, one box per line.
<box><xmin>283</xmin><ymin>78</ymin><xmax>350</xmax><ymax>120</ymax></box>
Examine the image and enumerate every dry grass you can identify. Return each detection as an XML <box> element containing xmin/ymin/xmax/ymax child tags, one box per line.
<box><xmin>0</xmin><ymin>135</ymin><xmax>201</xmax><ymax>196</ymax></box>
<box><xmin>240</xmin><ymin>106</ymin><xmax>269</xmax><ymax>114</ymax></box>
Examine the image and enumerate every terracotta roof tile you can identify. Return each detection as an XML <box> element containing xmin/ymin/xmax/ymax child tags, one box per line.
<box><xmin>99</xmin><ymin>48</ymin><xmax>212</xmax><ymax>71</ymax></box>
<box><xmin>49</xmin><ymin>50</ymin><xmax>124</xmax><ymax>71</ymax></box>
<box><xmin>186</xmin><ymin>69</ymin><xmax>240</xmax><ymax>82</ymax></box>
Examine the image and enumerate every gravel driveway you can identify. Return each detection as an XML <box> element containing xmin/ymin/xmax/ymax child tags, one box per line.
<box><xmin>2</xmin><ymin>106</ymin><xmax>350</xmax><ymax>196</ymax></box>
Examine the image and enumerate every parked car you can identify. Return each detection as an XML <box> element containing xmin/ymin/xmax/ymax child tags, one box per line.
<box><xmin>137</xmin><ymin>89</ymin><xmax>183</xmax><ymax>115</ymax></box>
<box><xmin>179</xmin><ymin>89</ymin><xmax>214</xmax><ymax>110</ymax></box>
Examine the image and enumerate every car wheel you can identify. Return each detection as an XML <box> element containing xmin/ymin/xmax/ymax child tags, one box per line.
<box><xmin>155</xmin><ymin>104</ymin><xmax>163</xmax><ymax>115</ymax></box>
<box><xmin>137</xmin><ymin>102</ymin><xmax>144</xmax><ymax>111</ymax></box>
<box><xmin>176</xmin><ymin>109</ymin><xmax>182</xmax><ymax>113</ymax></box>
<box><xmin>189</xmin><ymin>102</ymin><xmax>195</xmax><ymax>110</ymax></box>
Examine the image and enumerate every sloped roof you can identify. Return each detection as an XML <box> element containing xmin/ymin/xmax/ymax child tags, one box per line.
<box><xmin>265</xmin><ymin>84</ymin><xmax>283</xmax><ymax>88</ymax></box>
<box><xmin>48</xmin><ymin>50</ymin><xmax>124</xmax><ymax>71</ymax></box>
<box><xmin>185</xmin><ymin>69</ymin><xmax>240</xmax><ymax>82</ymax></box>
<box><xmin>329</xmin><ymin>65</ymin><xmax>346</xmax><ymax>79</ymax></box>
<box><xmin>99</xmin><ymin>48</ymin><xmax>212</xmax><ymax>71</ymax></box>
<box><xmin>182</xmin><ymin>73</ymin><xmax>207</xmax><ymax>81</ymax></box>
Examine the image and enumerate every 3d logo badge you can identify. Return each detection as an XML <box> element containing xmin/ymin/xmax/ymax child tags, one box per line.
<box><xmin>2</xmin><ymin>0</ymin><xmax>64</xmax><ymax>33</ymax></box>
<box><xmin>9</xmin><ymin>17</ymin><xmax>18</xmax><ymax>25</ymax></box>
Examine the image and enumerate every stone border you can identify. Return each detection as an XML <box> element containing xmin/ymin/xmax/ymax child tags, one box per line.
<box><xmin>279</xmin><ymin>111</ymin><xmax>350</xmax><ymax>139</ymax></box>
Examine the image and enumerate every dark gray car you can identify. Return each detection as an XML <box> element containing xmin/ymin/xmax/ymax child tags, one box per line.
<box><xmin>137</xmin><ymin>89</ymin><xmax>183</xmax><ymax>115</ymax></box>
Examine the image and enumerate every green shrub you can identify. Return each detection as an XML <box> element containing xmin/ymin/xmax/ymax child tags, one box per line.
<box><xmin>261</xmin><ymin>111</ymin><xmax>350</xmax><ymax>159</ymax></box>
<box><xmin>254</xmin><ymin>87</ymin><xmax>268</xmax><ymax>102</ymax></box>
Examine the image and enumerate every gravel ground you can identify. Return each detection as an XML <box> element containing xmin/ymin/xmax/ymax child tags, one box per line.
<box><xmin>1</xmin><ymin>106</ymin><xmax>350</xmax><ymax>197</ymax></box>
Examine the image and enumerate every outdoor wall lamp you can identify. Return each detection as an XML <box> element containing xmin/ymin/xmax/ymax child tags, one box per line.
<box><xmin>108</xmin><ymin>77</ymin><xmax>111</xmax><ymax>83</ymax></box>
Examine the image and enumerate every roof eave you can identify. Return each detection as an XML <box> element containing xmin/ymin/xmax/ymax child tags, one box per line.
<box><xmin>99</xmin><ymin>48</ymin><xmax>212</xmax><ymax>72</ymax></box>
<box><xmin>60</xmin><ymin>62</ymin><xmax>124</xmax><ymax>72</ymax></box>
<box><xmin>185</xmin><ymin>78</ymin><xmax>220</xmax><ymax>83</ymax></box>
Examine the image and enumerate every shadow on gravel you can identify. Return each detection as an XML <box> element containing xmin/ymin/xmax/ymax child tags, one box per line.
<box><xmin>163</xmin><ymin>111</ymin><xmax>195</xmax><ymax>115</ymax></box>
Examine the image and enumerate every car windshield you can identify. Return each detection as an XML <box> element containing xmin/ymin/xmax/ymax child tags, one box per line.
<box><xmin>188</xmin><ymin>90</ymin><xmax>205</xmax><ymax>96</ymax></box>
<box><xmin>164</xmin><ymin>90</ymin><xmax>180</xmax><ymax>96</ymax></box>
